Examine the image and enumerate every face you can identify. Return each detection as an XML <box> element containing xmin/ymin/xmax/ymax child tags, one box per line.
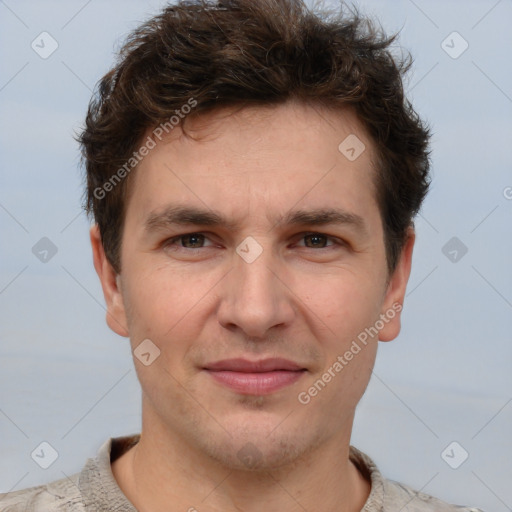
<box><xmin>92</xmin><ymin>101</ymin><xmax>414</xmax><ymax>470</ymax></box>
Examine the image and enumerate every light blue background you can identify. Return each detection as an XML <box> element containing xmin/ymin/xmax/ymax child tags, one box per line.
<box><xmin>1</xmin><ymin>1</ymin><xmax>511</xmax><ymax>511</ymax></box>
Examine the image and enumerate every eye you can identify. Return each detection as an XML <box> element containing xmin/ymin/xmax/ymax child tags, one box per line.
<box><xmin>296</xmin><ymin>232</ymin><xmax>341</xmax><ymax>249</ymax></box>
<box><xmin>164</xmin><ymin>233</ymin><xmax>214</xmax><ymax>250</ymax></box>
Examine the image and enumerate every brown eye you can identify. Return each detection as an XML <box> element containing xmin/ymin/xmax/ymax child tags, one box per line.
<box><xmin>180</xmin><ymin>233</ymin><xmax>206</xmax><ymax>248</ymax></box>
<box><xmin>303</xmin><ymin>233</ymin><xmax>330</xmax><ymax>248</ymax></box>
<box><xmin>161</xmin><ymin>232</ymin><xmax>220</xmax><ymax>261</ymax></box>
<box><xmin>164</xmin><ymin>233</ymin><xmax>214</xmax><ymax>251</ymax></box>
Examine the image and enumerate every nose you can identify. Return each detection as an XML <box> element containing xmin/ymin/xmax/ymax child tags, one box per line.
<box><xmin>216</xmin><ymin>243</ymin><xmax>296</xmax><ymax>339</ymax></box>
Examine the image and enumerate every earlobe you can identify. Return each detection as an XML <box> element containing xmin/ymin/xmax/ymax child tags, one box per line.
<box><xmin>90</xmin><ymin>225</ymin><xmax>129</xmax><ymax>337</ymax></box>
<box><xmin>378</xmin><ymin>227</ymin><xmax>415</xmax><ymax>342</ymax></box>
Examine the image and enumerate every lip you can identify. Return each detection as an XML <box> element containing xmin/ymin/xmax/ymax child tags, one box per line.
<box><xmin>204</xmin><ymin>358</ymin><xmax>305</xmax><ymax>372</ymax></box>
<box><xmin>203</xmin><ymin>358</ymin><xmax>307</xmax><ymax>395</ymax></box>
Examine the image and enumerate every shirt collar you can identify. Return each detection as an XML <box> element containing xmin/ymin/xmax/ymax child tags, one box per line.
<box><xmin>78</xmin><ymin>434</ymin><xmax>384</xmax><ymax>511</ymax></box>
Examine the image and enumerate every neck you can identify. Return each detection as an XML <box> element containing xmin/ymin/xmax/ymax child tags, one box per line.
<box><xmin>112</xmin><ymin>405</ymin><xmax>371</xmax><ymax>512</ymax></box>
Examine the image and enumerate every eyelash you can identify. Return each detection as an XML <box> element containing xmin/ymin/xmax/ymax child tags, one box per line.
<box><xmin>162</xmin><ymin>232</ymin><xmax>345</xmax><ymax>251</ymax></box>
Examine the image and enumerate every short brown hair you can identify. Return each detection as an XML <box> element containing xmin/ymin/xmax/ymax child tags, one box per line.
<box><xmin>78</xmin><ymin>0</ymin><xmax>430</xmax><ymax>275</ymax></box>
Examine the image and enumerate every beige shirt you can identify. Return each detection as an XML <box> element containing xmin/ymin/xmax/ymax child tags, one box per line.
<box><xmin>0</xmin><ymin>434</ymin><xmax>484</xmax><ymax>511</ymax></box>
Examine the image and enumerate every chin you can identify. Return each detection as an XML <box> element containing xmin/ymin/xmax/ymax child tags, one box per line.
<box><xmin>199</xmin><ymin>414</ymin><xmax>324</xmax><ymax>472</ymax></box>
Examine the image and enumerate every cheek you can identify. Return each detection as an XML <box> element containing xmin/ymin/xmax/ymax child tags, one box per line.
<box><xmin>121</xmin><ymin>263</ymin><xmax>220</xmax><ymax>354</ymax></box>
<box><xmin>125</xmin><ymin>264</ymin><xmax>186</xmax><ymax>319</ymax></box>
<box><xmin>292</xmin><ymin>268</ymin><xmax>382</xmax><ymax>342</ymax></box>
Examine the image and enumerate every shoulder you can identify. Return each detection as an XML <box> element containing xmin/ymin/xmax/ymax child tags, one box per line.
<box><xmin>0</xmin><ymin>472</ymin><xmax>86</xmax><ymax>512</ymax></box>
<box><xmin>383</xmin><ymin>478</ymin><xmax>486</xmax><ymax>512</ymax></box>
<box><xmin>349</xmin><ymin>445</ymin><xmax>485</xmax><ymax>512</ymax></box>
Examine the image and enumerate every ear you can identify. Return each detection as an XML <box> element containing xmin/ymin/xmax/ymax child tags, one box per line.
<box><xmin>90</xmin><ymin>224</ymin><xmax>129</xmax><ymax>337</ymax></box>
<box><xmin>378</xmin><ymin>226</ymin><xmax>415</xmax><ymax>342</ymax></box>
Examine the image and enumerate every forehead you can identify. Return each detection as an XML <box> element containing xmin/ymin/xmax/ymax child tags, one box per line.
<box><xmin>125</xmin><ymin>101</ymin><xmax>380</xmax><ymax>231</ymax></box>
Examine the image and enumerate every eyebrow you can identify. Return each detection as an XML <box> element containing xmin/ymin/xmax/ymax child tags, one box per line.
<box><xmin>144</xmin><ymin>205</ymin><xmax>369</xmax><ymax>236</ymax></box>
<box><xmin>145</xmin><ymin>206</ymin><xmax>239</xmax><ymax>232</ymax></box>
<box><xmin>279</xmin><ymin>209</ymin><xmax>368</xmax><ymax>235</ymax></box>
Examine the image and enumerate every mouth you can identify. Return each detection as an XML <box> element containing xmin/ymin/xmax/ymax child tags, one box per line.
<box><xmin>203</xmin><ymin>358</ymin><xmax>307</xmax><ymax>395</ymax></box>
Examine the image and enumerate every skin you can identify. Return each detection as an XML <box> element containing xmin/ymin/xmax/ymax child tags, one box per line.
<box><xmin>91</xmin><ymin>100</ymin><xmax>415</xmax><ymax>512</ymax></box>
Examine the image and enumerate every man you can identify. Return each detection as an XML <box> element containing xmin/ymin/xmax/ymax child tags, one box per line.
<box><xmin>1</xmin><ymin>0</ymin><xmax>484</xmax><ymax>510</ymax></box>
